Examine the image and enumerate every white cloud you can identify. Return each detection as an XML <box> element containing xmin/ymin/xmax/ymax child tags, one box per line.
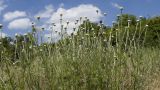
<box><xmin>111</xmin><ymin>3</ymin><xmax>123</xmax><ymax>9</ymax></box>
<box><xmin>35</xmin><ymin>4</ymin><xmax>54</xmax><ymax>18</ymax></box>
<box><xmin>0</xmin><ymin>0</ymin><xmax>7</xmax><ymax>13</ymax></box>
<box><xmin>0</xmin><ymin>32</ymin><xmax>7</xmax><ymax>38</ymax></box>
<box><xmin>49</xmin><ymin>4</ymin><xmax>102</xmax><ymax>23</ymax></box>
<box><xmin>37</xmin><ymin>4</ymin><xmax>103</xmax><ymax>42</ymax></box>
<box><xmin>3</xmin><ymin>11</ymin><xmax>27</xmax><ymax>21</ymax></box>
<box><xmin>8</xmin><ymin>18</ymin><xmax>31</xmax><ymax>30</ymax></box>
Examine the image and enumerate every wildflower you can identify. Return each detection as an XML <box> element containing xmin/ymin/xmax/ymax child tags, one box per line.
<box><xmin>139</xmin><ymin>16</ymin><xmax>143</xmax><ymax>19</ymax></box>
<box><xmin>29</xmin><ymin>46</ymin><xmax>32</xmax><ymax>49</ymax></box>
<box><xmin>52</xmin><ymin>23</ymin><xmax>56</xmax><ymax>26</ymax></box>
<box><xmin>112</xmin><ymin>21</ymin><xmax>116</xmax><ymax>25</ymax></box>
<box><xmin>73</xmin><ymin>28</ymin><xmax>76</xmax><ymax>31</ymax></box>
<box><xmin>37</xmin><ymin>16</ymin><xmax>40</xmax><ymax>20</ymax></box>
<box><xmin>48</xmin><ymin>36</ymin><xmax>51</xmax><ymax>39</ymax></box>
<box><xmin>31</xmin><ymin>22</ymin><xmax>35</xmax><ymax>27</ymax></box>
<box><xmin>33</xmin><ymin>45</ymin><xmax>36</xmax><ymax>48</ymax></box>
<box><xmin>0</xmin><ymin>24</ymin><xmax>3</xmax><ymax>29</ymax></box>
<box><xmin>102</xmin><ymin>32</ymin><xmax>106</xmax><ymax>35</ymax></box>
<box><xmin>91</xmin><ymin>28</ymin><xmax>94</xmax><ymax>31</ymax></box>
<box><xmin>40</xmin><ymin>49</ymin><xmax>43</xmax><ymax>52</ymax></box>
<box><xmin>117</xmin><ymin>14</ymin><xmax>120</xmax><ymax>20</ymax></box>
<box><xmin>99</xmin><ymin>20</ymin><xmax>103</xmax><ymax>24</ymax></box>
<box><xmin>76</xmin><ymin>19</ymin><xmax>79</xmax><ymax>23</ymax></box>
<box><xmin>145</xmin><ymin>24</ymin><xmax>149</xmax><ymax>27</ymax></box>
<box><xmin>85</xmin><ymin>17</ymin><xmax>87</xmax><ymax>20</ymax></box>
<box><xmin>103</xmin><ymin>39</ymin><xmax>107</xmax><ymax>42</ymax></box>
<box><xmin>15</xmin><ymin>33</ymin><xmax>19</xmax><ymax>37</ymax></box>
<box><xmin>42</xmin><ymin>27</ymin><xmax>45</xmax><ymax>31</ymax></box>
<box><xmin>96</xmin><ymin>10</ymin><xmax>99</xmax><ymax>14</ymax></box>
<box><xmin>117</xmin><ymin>14</ymin><xmax>120</xmax><ymax>18</ymax></box>
<box><xmin>13</xmin><ymin>61</ymin><xmax>20</xmax><ymax>65</ymax></box>
<box><xmin>64</xmin><ymin>27</ymin><xmax>67</xmax><ymax>30</ymax></box>
<box><xmin>111</xmin><ymin>35</ymin><xmax>114</xmax><ymax>38</ymax></box>
<box><xmin>120</xmin><ymin>7</ymin><xmax>124</xmax><ymax>11</ymax></box>
<box><xmin>136</xmin><ymin>19</ymin><xmax>140</xmax><ymax>22</ymax></box>
<box><xmin>60</xmin><ymin>14</ymin><xmax>63</xmax><ymax>17</ymax></box>
<box><xmin>66</xmin><ymin>21</ymin><xmax>69</xmax><ymax>25</ymax></box>
<box><xmin>128</xmin><ymin>20</ymin><xmax>131</xmax><ymax>22</ymax></box>
<box><xmin>55</xmin><ymin>30</ymin><xmax>58</xmax><ymax>33</ymax></box>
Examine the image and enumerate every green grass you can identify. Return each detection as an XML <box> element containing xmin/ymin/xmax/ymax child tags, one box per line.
<box><xmin>1</xmin><ymin>37</ymin><xmax>160</xmax><ymax>90</ymax></box>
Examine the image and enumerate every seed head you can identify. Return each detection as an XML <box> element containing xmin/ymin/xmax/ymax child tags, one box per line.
<box><xmin>139</xmin><ymin>16</ymin><xmax>143</xmax><ymax>19</ymax></box>
<box><xmin>37</xmin><ymin>16</ymin><xmax>40</xmax><ymax>20</ymax></box>
<box><xmin>66</xmin><ymin>21</ymin><xmax>69</xmax><ymax>25</ymax></box>
<box><xmin>76</xmin><ymin>19</ymin><xmax>79</xmax><ymax>23</ymax></box>
<box><xmin>96</xmin><ymin>10</ymin><xmax>99</xmax><ymax>14</ymax></box>
<box><xmin>136</xmin><ymin>19</ymin><xmax>140</xmax><ymax>22</ymax></box>
<box><xmin>60</xmin><ymin>14</ymin><xmax>63</xmax><ymax>17</ymax></box>
<box><xmin>128</xmin><ymin>20</ymin><xmax>131</xmax><ymax>22</ymax></box>
<box><xmin>145</xmin><ymin>24</ymin><xmax>149</xmax><ymax>27</ymax></box>
<box><xmin>41</xmin><ymin>27</ymin><xmax>45</xmax><ymax>31</ymax></box>
<box><xmin>15</xmin><ymin>33</ymin><xmax>19</xmax><ymax>37</ymax></box>
<box><xmin>0</xmin><ymin>24</ymin><xmax>3</xmax><ymax>29</ymax></box>
<box><xmin>120</xmin><ymin>7</ymin><xmax>124</xmax><ymax>11</ymax></box>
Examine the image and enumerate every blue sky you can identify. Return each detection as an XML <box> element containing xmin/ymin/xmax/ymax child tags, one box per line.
<box><xmin>0</xmin><ymin>0</ymin><xmax>160</xmax><ymax>39</ymax></box>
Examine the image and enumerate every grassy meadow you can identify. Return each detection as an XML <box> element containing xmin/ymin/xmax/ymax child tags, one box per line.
<box><xmin>0</xmin><ymin>11</ymin><xmax>160</xmax><ymax>90</ymax></box>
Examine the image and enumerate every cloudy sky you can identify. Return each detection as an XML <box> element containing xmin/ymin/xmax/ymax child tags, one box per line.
<box><xmin>0</xmin><ymin>0</ymin><xmax>159</xmax><ymax>40</ymax></box>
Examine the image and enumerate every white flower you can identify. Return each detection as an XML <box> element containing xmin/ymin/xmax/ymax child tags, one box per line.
<box><xmin>120</xmin><ymin>7</ymin><xmax>124</xmax><ymax>10</ymax></box>
<box><xmin>128</xmin><ymin>20</ymin><xmax>131</xmax><ymax>22</ymax></box>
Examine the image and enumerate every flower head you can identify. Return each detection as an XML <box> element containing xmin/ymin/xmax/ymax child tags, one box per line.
<box><xmin>37</xmin><ymin>16</ymin><xmax>40</xmax><ymax>20</ymax></box>
<box><xmin>0</xmin><ymin>24</ymin><xmax>3</xmax><ymax>29</ymax></box>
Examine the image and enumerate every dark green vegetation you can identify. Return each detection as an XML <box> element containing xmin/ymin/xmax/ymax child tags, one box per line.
<box><xmin>0</xmin><ymin>14</ymin><xmax>160</xmax><ymax>90</ymax></box>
